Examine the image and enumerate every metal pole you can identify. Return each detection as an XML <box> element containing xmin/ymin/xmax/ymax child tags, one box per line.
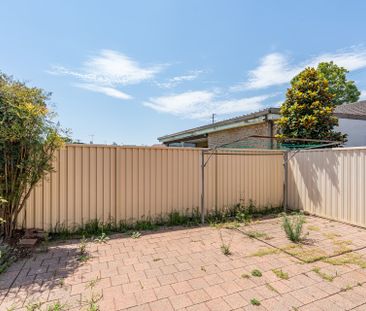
<box><xmin>201</xmin><ymin>150</ymin><xmax>205</xmax><ymax>224</ymax></box>
<box><xmin>283</xmin><ymin>151</ymin><xmax>289</xmax><ymax>212</ymax></box>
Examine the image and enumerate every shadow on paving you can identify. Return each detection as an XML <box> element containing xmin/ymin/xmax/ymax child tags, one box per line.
<box><xmin>0</xmin><ymin>241</ymin><xmax>83</xmax><ymax>309</ymax></box>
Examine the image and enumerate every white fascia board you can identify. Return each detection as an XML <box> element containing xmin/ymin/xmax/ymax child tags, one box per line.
<box><xmin>267</xmin><ymin>113</ymin><xmax>280</xmax><ymax>120</ymax></box>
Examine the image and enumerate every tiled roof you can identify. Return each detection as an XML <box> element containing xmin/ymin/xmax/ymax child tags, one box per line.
<box><xmin>158</xmin><ymin>108</ymin><xmax>279</xmax><ymax>141</ymax></box>
<box><xmin>334</xmin><ymin>100</ymin><xmax>366</xmax><ymax>119</ymax></box>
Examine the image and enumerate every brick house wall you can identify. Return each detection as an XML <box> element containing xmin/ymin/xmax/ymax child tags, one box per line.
<box><xmin>207</xmin><ymin>121</ymin><xmax>276</xmax><ymax>148</ymax></box>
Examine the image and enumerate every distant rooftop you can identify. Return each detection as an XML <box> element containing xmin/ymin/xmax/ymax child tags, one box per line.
<box><xmin>334</xmin><ymin>100</ymin><xmax>366</xmax><ymax>120</ymax></box>
<box><xmin>158</xmin><ymin>101</ymin><xmax>366</xmax><ymax>143</ymax></box>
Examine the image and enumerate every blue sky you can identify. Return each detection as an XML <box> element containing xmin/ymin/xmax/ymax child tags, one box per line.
<box><xmin>1</xmin><ymin>1</ymin><xmax>366</xmax><ymax>145</ymax></box>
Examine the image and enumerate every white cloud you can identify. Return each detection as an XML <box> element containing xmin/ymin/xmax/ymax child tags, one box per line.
<box><xmin>234</xmin><ymin>47</ymin><xmax>366</xmax><ymax>90</ymax></box>
<box><xmin>75</xmin><ymin>83</ymin><xmax>132</xmax><ymax>100</ymax></box>
<box><xmin>156</xmin><ymin>70</ymin><xmax>203</xmax><ymax>88</ymax></box>
<box><xmin>48</xmin><ymin>49</ymin><xmax>162</xmax><ymax>99</ymax></box>
<box><xmin>144</xmin><ymin>91</ymin><xmax>273</xmax><ymax>119</ymax></box>
<box><xmin>360</xmin><ymin>90</ymin><xmax>366</xmax><ymax>100</ymax></box>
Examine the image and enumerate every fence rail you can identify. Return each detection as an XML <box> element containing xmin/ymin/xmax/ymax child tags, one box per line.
<box><xmin>19</xmin><ymin>145</ymin><xmax>284</xmax><ymax>230</ymax></box>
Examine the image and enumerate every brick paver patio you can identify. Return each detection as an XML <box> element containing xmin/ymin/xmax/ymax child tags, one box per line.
<box><xmin>2</xmin><ymin>216</ymin><xmax>366</xmax><ymax>310</ymax></box>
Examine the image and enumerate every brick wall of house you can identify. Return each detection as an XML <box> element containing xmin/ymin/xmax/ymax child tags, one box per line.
<box><xmin>207</xmin><ymin>121</ymin><xmax>274</xmax><ymax>149</ymax></box>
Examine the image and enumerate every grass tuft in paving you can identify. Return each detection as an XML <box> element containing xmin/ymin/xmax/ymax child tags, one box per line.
<box><xmin>250</xmin><ymin>247</ymin><xmax>279</xmax><ymax>257</ymax></box>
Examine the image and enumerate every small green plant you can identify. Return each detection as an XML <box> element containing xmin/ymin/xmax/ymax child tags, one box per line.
<box><xmin>251</xmin><ymin>269</ymin><xmax>262</xmax><ymax>277</ymax></box>
<box><xmin>86</xmin><ymin>277</ymin><xmax>101</xmax><ymax>289</ymax></box>
<box><xmin>78</xmin><ymin>235</ymin><xmax>90</xmax><ymax>262</ymax></box>
<box><xmin>85</xmin><ymin>292</ymin><xmax>102</xmax><ymax>311</ymax></box>
<box><xmin>25</xmin><ymin>302</ymin><xmax>43</xmax><ymax>311</ymax></box>
<box><xmin>47</xmin><ymin>301</ymin><xmax>67</xmax><ymax>311</ymax></box>
<box><xmin>282</xmin><ymin>213</ymin><xmax>305</xmax><ymax>243</ymax></box>
<box><xmin>221</xmin><ymin>244</ymin><xmax>231</xmax><ymax>256</ymax></box>
<box><xmin>93</xmin><ymin>232</ymin><xmax>110</xmax><ymax>243</ymax></box>
<box><xmin>250</xmin><ymin>298</ymin><xmax>261</xmax><ymax>306</ymax></box>
<box><xmin>79</xmin><ymin>235</ymin><xmax>87</xmax><ymax>254</ymax></box>
<box><xmin>131</xmin><ymin>231</ymin><xmax>141</xmax><ymax>239</ymax></box>
<box><xmin>312</xmin><ymin>267</ymin><xmax>337</xmax><ymax>282</ymax></box>
<box><xmin>272</xmin><ymin>268</ymin><xmax>289</xmax><ymax>280</ymax></box>
<box><xmin>235</xmin><ymin>211</ymin><xmax>251</xmax><ymax>223</ymax></box>
<box><xmin>219</xmin><ymin>229</ymin><xmax>232</xmax><ymax>256</ymax></box>
<box><xmin>83</xmin><ymin>277</ymin><xmax>102</xmax><ymax>311</ymax></box>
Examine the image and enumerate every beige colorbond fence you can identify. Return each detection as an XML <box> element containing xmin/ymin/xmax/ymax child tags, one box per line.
<box><xmin>19</xmin><ymin>145</ymin><xmax>284</xmax><ymax>230</ymax></box>
<box><xmin>288</xmin><ymin>147</ymin><xmax>366</xmax><ymax>227</ymax></box>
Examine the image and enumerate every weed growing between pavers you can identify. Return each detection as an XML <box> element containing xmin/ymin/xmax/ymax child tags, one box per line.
<box><xmin>77</xmin><ymin>235</ymin><xmax>90</xmax><ymax>262</ymax></box>
<box><xmin>246</xmin><ymin>231</ymin><xmax>272</xmax><ymax>240</ymax></box>
<box><xmin>46</xmin><ymin>301</ymin><xmax>67</xmax><ymax>311</ymax></box>
<box><xmin>250</xmin><ymin>247</ymin><xmax>279</xmax><ymax>257</ymax></box>
<box><xmin>25</xmin><ymin>301</ymin><xmax>43</xmax><ymax>311</ymax></box>
<box><xmin>83</xmin><ymin>277</ymin><xmax>103</xmax><ymax>311</ymax></box>
<box><xmin>323</xmin><ymin>252</ymin><xmax>366</xmax><ymax>268</ymax></box>
<box><xmin>251</xmin><ymin>269</ymin><xmax>262</xmax><ymax>277</ymax></box>
<box><xmin>93</xmin><ymin>232</ymin><xmax>110</xmax><ymax>244</ymax></box>
<box><xmin>282</xmin><ymin>213</ymin><xmax>306</xmax><ymax>243</ymax></box>
<box><xmin>272</xmin><ymin>268</ymin><xmax>289</xmax><ymax>280</ymax></box>
<box><xmin>241</xmin><ymin>273</ymin><xmax>250</xmax><ymax>279</ymax></box>
<box><xmin>281</xmin><ymin>244</ymin><xmax>328</xmax><ymax>263</ymax></box>
<box><xmin>250</xmin><ymin>298</ymin><xmax>261</xmax><ymax>306</ymax></box>
<box><xmin>220</xmin><ymin>244</ymin><xmax>231</xmax><ymax>256</ymax></box>
<box><xmin>312</xmin><ymin>267</ymin><xmax>337</xmax><ymax>282</ymax></box>
<box><xmin>219</xmin><ymin>229</ymin><xmax>233</xmax><ymax>256</ymax></box>
<box><xmin>340</xmin><ymin>282</ymin><xmax>362</xmax><ymax>292</ymax></box>
<box><xmin>332</xmin><ymin>239</ymin><xmax>352</xmax><ymax>255</ymax></box>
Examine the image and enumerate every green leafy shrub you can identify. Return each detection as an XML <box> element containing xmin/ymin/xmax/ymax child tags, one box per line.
<box><xmin>0</xmin><ymin>73</ymin><xmax>65</xmax><ymax>238</ymax></box>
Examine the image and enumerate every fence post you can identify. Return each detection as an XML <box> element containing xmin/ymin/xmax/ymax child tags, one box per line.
<box><xmin>283</xmin><ymin>151</ymin><xmax>289</xmax><ymax>212</ymax></box>
<box><xmin>200</xmin><ymin>150</ymin><xmax>205</xmax><ymax>224</ymax></box>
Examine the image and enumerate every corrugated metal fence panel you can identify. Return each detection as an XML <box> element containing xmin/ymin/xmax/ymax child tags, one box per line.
<box><xmin>20</xmin><ymin>145</ymin><xmax>284</xmax><ymax>230</ymax></box>
<box><xmin>204</xmin><ymin>150</ymin><xmax>284</xmax><ymax>212</ymax></box>
<box><xmin>288</xmin><ymin>148</ymin><xmax>366</xmax><ymax>227</ymax></box>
